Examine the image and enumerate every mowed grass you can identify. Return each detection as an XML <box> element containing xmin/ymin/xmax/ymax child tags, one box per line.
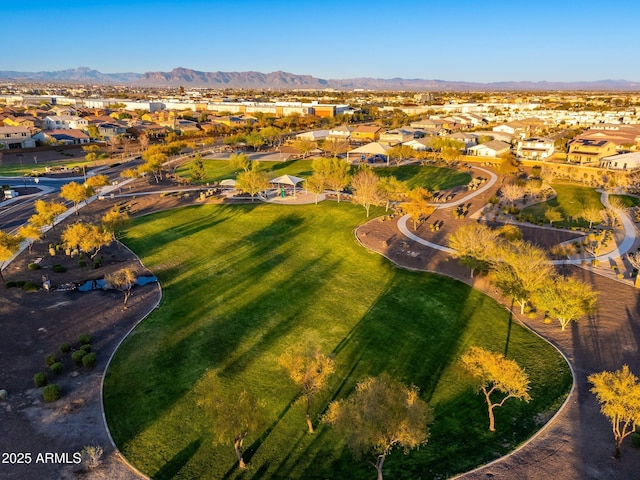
<box><xmin>375</xmin><ymin>164</ymin><xmax>471</xmax><ymax>191</ymax></box>
<box><xmin>104</xmin><ymin>202</ymin><xmax>571</xmax><ymax>480</ymax></box>
<box><xmin>522</xmin><ymin>182</ymin><xmax>604</xmax><ymax>228</ymax></box>
<box><xmin>176</xmin><ymin>158</ymin><xmax>315</xmax><ymax>184</ymax></box>
<box><xmin>177</xmin><ymin>158</ymin><xmax>471</xmax><ymax>192</ymax></box>
<box><xmin>610</xmin><ymin>193</ymin><xmax>640</xmax><ymax>208</ymax></box>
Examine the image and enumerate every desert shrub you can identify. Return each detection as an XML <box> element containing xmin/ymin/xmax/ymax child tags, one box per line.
<box><xmin>60</xmin><ymin>342</ymin><xmax>71</xmax><ymax>354</ymax></box>
<box><xmin>53</xmin><ymin>265</ymin><xmax>67</xmax><ymax>273</ymax></box>
<box><xmin>5</xmin><ymin>281</ymin><xmax>17</xmax><ymax>288</ymax></box>
<box><xmin>80</xmin><ymin>344</ymin><xmax>91</xmax><ymax>353</ymax></box>
<box><xmin>80</xmin><ymin>445</ymin><xmax>104</xmax><ymax>470</ymax></box>
<box><xmin>82</xmin><ymin>353</ymin><xmax>97</xmax><ymax>369</ymax></box>
<box><xmin>28</xmin><ymin>263</ymin><xmax>41</xmax><ymax>270</ymax></box>
<box><xmin>50</xmin><ymin>362</ymin><xmax>63</xmax><ymax>374</ymax></box>
<box><xmin>78</xmin><ymin>259</ymin><xmax>87</xmax><ymax>267</ymax></box>
<box><xmin>22</xmin><ymin>282</ymin><xmax>39</xmax><ymax>292</ymax></box>
<box><xmin>78</xmin><ymin>334</ymin><xmax>91</xmax><ymax>345</ymax></box>
<box><xmin>34</xmin><ymin>372</ymin><xmax>48</xmax><ymax>388</ymax></box>
<box><xmin>72</xmin><ymin>350</ymin><xmax>87</xmax><ymax>365</ymax></box>
<box><xmin>632</xmin><ymin>428</ymin><xmax>640</xmax><ymax>448</ymax></box>
<box><xmin>42</xmin><ymin>384</ymin><xmax>61</xmax><ymax>402</ymax></box>
<box><xmin>45</xmin><ymin>354</ymin><xmax>57</xmax><ymax>366</ymax></box>
<box><xmin>15</xmin><ymin>281</ymin><xmax>26</xmax><ymax>288</ymax></box>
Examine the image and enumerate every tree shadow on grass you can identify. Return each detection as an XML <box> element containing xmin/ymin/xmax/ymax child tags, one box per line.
<box><xmin>154</xmin><ymin>439</ymin><xmax>201</xmax><ymax>480</ymax></box>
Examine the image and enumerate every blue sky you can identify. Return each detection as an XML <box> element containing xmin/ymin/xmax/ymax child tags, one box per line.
<box><xmin>4</xmin><ymin>0</ymin><xmax>640</xmax><ymax>82</ymax></box>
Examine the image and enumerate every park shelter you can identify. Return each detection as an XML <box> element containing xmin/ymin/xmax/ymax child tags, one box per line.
<box><xmin>219</xmin><ymin>179</ymin><xmax>237</xmax><ymax>187</ymax></box>
<box><xmin>347</xmin><ymin>142</ymin><xmax>391</xmax><ymax>165</ymax></box>
<box><xmin>269</xmin><ymin>174</ymin><xmax>305</xmax><ymax>197</ymax></box>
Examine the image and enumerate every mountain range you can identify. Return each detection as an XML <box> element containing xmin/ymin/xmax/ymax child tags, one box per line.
<box><xmin>2</xmin><ymin>67</ymin><xmax>640</xmax><ymax>91</ymax></box>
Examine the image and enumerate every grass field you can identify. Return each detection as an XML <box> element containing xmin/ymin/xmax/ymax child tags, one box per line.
<box><xmin>374</xmin><ymin>164</ymin><xmax>471</xmax><ymax>191</ymax></box>
<box><xmin>521</xmin><ymin>183</ymin><xmax>604</xmax><ymax>228</ymax></box>
<box><xmin>177</xmin><ymin>158</ymin><xmax>471</xmax><ymax>193</ymax></box>
<box><xmin>610</xmin><ymin>193</ymin><xmax>640</xmax><ymax>208</ymax></box>
<box><xmin>104</xmin><ymin>202</ymin><xmax>571</xmax><ymax>480</ymax></box>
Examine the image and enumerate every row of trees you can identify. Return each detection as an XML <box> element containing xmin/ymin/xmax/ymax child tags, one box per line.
<box><xmin>196</xmin><ymin>341</ymin><xmax>531</xmax><ymax>479</ymax></box>
<box><xmin>449</xmin><ymin>222</ymin><xmax>598</xmax><ymax>330</ymax></box>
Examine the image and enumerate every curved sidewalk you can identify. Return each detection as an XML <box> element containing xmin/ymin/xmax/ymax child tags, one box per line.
<box><xmin>397</xmin><ymin>181</ymin><xmax>638</xmax><ymax>268</ymax></box>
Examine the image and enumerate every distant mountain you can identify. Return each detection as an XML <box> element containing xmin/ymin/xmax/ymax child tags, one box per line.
<box><xmin>2</xmin><ymin>67</ymin><xmax>640</xmax><ymax>91</ymax></box>
<box><xmin>0</xmin><ymin>67</ymin><xmax>141</xmax><ymax>84</ymax></box>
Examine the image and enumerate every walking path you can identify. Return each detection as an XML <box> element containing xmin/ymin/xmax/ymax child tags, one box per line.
<box><xmin>396</xmin><ymin>171</ymin><xmax>639</xmax><ymax>271</ymax></box>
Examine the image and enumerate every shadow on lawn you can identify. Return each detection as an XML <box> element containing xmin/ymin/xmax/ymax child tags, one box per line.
<box><xmin>154</xmin><ymin>439</ymin><xmax>201</xmax><ymax>480</ymax></box>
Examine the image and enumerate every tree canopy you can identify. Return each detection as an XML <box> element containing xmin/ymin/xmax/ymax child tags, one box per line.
<box><xmin>533</xmin><ymin>276</ymin><xmax>598</xmax><ymax>330</ymax></box>
<box><xmin>461</xmin><ymin>346</ymin><xmax>531</xmax><ymax>432</ymax></box>
<box><xmin>589</xmin><ymin>365</ymin><xmax>640</xmax><ymax>459</ymax></box>
<box><xmin>324</xmin><ymin>374</ymin><xmax>431</xmax><ymax>480</ymax></box>
<box><xmin>278</xmin><ymin>342</ymin><xmax>335</xmax><ymax>433</ymax></box>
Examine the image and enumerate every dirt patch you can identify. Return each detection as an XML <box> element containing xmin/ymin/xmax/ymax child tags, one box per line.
<box><xmin>0</xmin><ymin>191</ymin><xmax>193</xmax><ymax>479</ymax></box>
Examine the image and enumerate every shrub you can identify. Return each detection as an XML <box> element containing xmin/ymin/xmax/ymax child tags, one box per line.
<box><xmin>22</xmin><ymin>282</ymin><xmax>39</xmax><ymax>292</ymax></box>
<box><xmin>632</xmin><ymin>428</ymin><xmax>640</xmax><ymax>448</ymax></box>
<box><xmin>45</xmin><ymin>354</ymin><xmax>57</xmax><ymax>366</ymax></box>
<box><xmin>80</xmin><ymin>445</ymin><xmax>104</xmax><ymax>470</ymax></box>
<box><xmin>5</xmin><ymin>281</ymin><xmax>17</xmax><ymax>288</ymax></box>
<box><xmin>34</xmin><ymin>372</ymin><xmax>48</xmax><ymax>388</ymax></box>
<box><xmin>60</xmin><ymin>342</ymin><xmax>71</xmax><ymax>354</ymax></box>
<box><xmin>15</xmin><ymin>281</ymin><xmax>26</xmax><ymax>288</ymax></box>
<box><xmin>53</xmin><ymin>265</ymin><xmax>67</xmax><ymax>273</ymax></box>
<box><xmin>50</xmin><ymin>362</ymin><xmax>63</xmax><ymax>375</ymax></box>
<box><xmin>28</xmin><ymin>263</ymin><xmax>41</xmax><ymax>270</ymax></box>
<box><xmin>82</xmin><ymin>353</ymin><xmax>97</xmax><ymax>369</ymax></box>
<box><xmin>78</xmin><ymin>259</ymin><xmax>87</xmax><ymax>267</ymax></box>
<box><xmin>80</xmin><ymin>344</ymin><xmax>91</xmax><ymax>353</ymax></box>
<box><xmin>72</xmin><ymin>350</ymin><xmax>87</xmax><ymax>365</ymax></box>
<box><xmin>78</xmin><ymin>334</ymin><xmax>91</xmax><ymax>345</ymax></box>
<box><xmin>42</xmin><ymin>384</ymin><xmax>61</xmax><ymax>402</ymax></box>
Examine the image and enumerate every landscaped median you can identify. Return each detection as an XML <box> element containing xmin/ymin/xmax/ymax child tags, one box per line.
<box><xmin>103</xmin><ymin>202</ymin><xmax>571</xmax><ymax>480</ymax></box>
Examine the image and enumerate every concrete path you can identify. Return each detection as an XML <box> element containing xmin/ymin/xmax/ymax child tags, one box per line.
<box><xmin>397</xmin><ymin>174</ymin><xmax>639</xmax><ymax>269</ymax></box>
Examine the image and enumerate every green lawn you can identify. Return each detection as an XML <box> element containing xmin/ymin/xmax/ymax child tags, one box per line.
<box><xmin>610</xmin><ymin>194</ymin><xmax>640</xmax><ymax>208</ymax></box>
<box><xmin>177</xmin><ymin>158</ymin><xmax>471</xmax><ymax>192</ymax></box>
<box><xmin>104</xmin><ymin>202</ymin><xmax>571</xmax><ymax>480</ymax></box>
<box><xmin>375</xmin><ymin>164</ymin><xmax>471</xmax><ymax>191</ymax></box>
<box><xmin>176</xmin><ymin>158</ymin><xmax>315</xmax><ymax>184</ymax></box>
<box><xmin>521</xmin><ymin>183</ymin><xmax>604</xmax><ymax>228</ymax></box>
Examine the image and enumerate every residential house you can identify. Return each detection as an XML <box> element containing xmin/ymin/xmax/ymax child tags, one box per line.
<box><xmin>350</xmin><ymin>125</ymin><xmax>383</xmax><ymax>143</ymax></box>
<box><xmin>467</xmin><ymin>140</ymin><xmax>511</xmax><ymax>157</ymax></box>
<box><xmin>33</xmin><ymin>129</ymin><xmax>90</xmax><ymax>145</ymax></box>
<box><xmin>600</xmin><ymin>152</ymin><xmax>640</xmax><ymax>170</ymax></box>
<box><xmin>174</xmin><ymin>119</ymin><xmax>201</xmax><ymax>135</ymax></box>
<box><xmin>516</xmin><ymin>137</ymin><xmax>555</xmax><ymax>160</ymax></box>
<box><xmin>0</xmin><ymin>126</ymin><xmax>36</xmax><ymax>149</ymax></box>
<box><xmin>44</xmin><ymin>115</ymin><xmax>88</xmax><ymax>131</ymax></box>
<box><xmin>296</xmin><ymin>130</ymin><xmax>330</xmax><ymax>142</ymax></box>
<box><xmin>402</xmin><ymin>139</ymin><xmax>429</xmax><ymax>151</ymax></box>
<box><xmin>327</xmin><ymin>125</ymin><xmax>352</xmax><ymax>141</ymax></box>
<box><xmin>567</xmin><ymin>139</ymin><xmax>616</xmax><ymax>165</ymax></box>
<box><xmin>97</xmin><ymin>122</ymin><xmax>128</xmax><ymax>140</ymax></box>
<box><xmin>446</xmin><ymin>132</ymin><xmax>479</xmax><ymax>149</ymax></box>
<box><xmin>492</xmin><ymin>120</ymin><xmax>528</xmax><ymax>138</ymax></box>
<box><xmin>575</xmin><ymin>124</ymin><xmax>640</xmax><ymax>151</ymax></box>
<box><xmin>379</xmin><ymin>128</ymin><xmax>415</xmax><ymax>146</ymax></box>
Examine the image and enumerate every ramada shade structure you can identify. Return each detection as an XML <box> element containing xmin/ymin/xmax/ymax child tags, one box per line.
<box><xmin>269</xmin><ymin>174</ymin><xmax>305</xmax><ymax>197</ymax></box>
<box><xmin>346</xmin><ymin>142</ymin><xmax>391</xmax><ymax>165</ymax></box>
